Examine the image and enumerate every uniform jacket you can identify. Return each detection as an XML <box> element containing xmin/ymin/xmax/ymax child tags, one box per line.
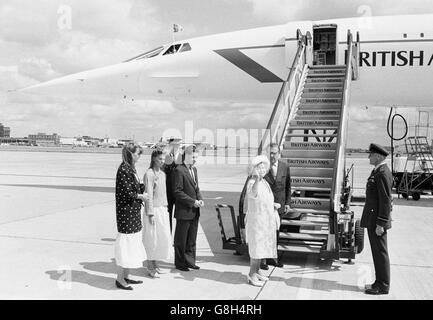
<box><xmin>173</xmin><ymin>164</ymin><xmax>203</xmax><ymax>220</ymax></box>
<box><xmin>264</xmin><ymin>160</ymin><xmax>291</xmax><ymax>215</ymax></box>
<box><xmin>361</xmin><ymin>164</ymin><xmax>393</xmax><ymax>230</ymax></box>
<box><xmin>115</xmin><ymin>162</ymin><xmax>143</xmax><ymax>233</ymax></box>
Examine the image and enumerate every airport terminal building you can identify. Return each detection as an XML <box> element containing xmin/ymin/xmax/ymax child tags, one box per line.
<box><xmin>0</xmin><ymin>122</ymin><xmax>11</xmax><ymax>138</ymax></box>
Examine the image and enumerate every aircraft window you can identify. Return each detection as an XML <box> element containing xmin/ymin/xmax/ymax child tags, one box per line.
<box><xmin>163</xmin><ymin>44</ymin><xmax>182</xmax><ymax>55</ymax></box>
<box><xmin>124</xmin><ymin>46</ymin><xmax>164</xmax><ymax>62</ymax></box>
<box><xmin>179</xmin><ymin>43</ymin><xmax>191</xmax><ymax>52</ymax></box>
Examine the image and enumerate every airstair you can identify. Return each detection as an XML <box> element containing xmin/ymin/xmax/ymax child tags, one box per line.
<box><xmin>217</xmin><ymin>30</ymin><xmax>364</xmax><ymax>261</ymax></box>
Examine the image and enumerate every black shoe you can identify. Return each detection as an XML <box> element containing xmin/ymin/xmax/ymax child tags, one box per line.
<box><xmin>187</xmin><ymin>264</ymin><xmax>200</xmax><ymax>270</ymax></box>
<box><xmin>124</xmin><ymin>278</ymin><xmax>143</xmax><ymax>285</ymax></box>
<box><xmin>115</xmin><ymin>280</ymin><xmax>133</xmax><ymax>290</ymax></box>
<box><xmin>365</xmin><ymin>287</ymin><xmax>389</xmax><ymax>295</ymax></box>
<box><xmin>364</xmin><ymin>281</ymin><xmax>378</xmax><ymax>290</ymax></box>
<box><xmin>267</xmin><ymin>259</ymin><xmax>284</xmax><ymax>268</ymax></box>
<box><xmin>176</xmin><ymin>266</ymin><xmax>189</xmax><ymax>272</ymax></box>
<box><xmin>260</xmin><ymin>263</ymin><xmax>269</xmax><ymax>270</ymax></box>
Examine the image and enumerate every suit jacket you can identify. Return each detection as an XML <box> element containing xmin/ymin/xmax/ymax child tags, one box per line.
<box><xmin>115</xmin><ymin>162</ymin><xmax>143</xmax><ymax>233</ymax></box>
<box><xmin>173</xmin><ymin>164</ymin><xmax>203</xmax><ymax>220</ymax></box>
<box><xmin>264</xmin><ymin>160</ymin><xmax>291</xmax><ymax>215</ymax></box>
<box><xmin>162</xmin><ymin>152</ymin><xmax>181</xmax><ymax>202</ymax></box>
<box><xmin>360</xmin><ymin>164</ymin><xmax>393</xmax><ymax>230</ymax></box>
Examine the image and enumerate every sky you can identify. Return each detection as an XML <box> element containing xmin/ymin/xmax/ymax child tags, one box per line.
<box><xmin>1</xmin><ymin>0</ymin><xmax>433</xmax><ymax>147</ymax></box>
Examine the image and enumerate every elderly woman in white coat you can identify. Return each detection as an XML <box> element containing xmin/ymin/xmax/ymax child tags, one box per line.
<box><xmin>245</xmin><ymin>155</ymin><xmax>281</xmax><ymax>287</ymax></box>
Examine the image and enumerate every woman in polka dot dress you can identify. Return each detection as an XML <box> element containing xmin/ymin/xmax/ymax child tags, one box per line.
<box><xmin>114</xmin><ymin>143</ymin><xmax>149</xmax><ymax>290</ymax></box>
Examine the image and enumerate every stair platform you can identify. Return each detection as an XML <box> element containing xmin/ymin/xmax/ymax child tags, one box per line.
<box><xmin>277</xmin><ymin>242</ymin><xmax>322</xmax><ymax>254</ymax></box>
<box><xmin>279</xmin><ymin>232</ymin><xmax>327</xmax><ymax>242</ymax></box>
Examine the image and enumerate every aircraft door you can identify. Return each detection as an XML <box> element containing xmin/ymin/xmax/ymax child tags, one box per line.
<box><xmin>312</xmin><ymin>24</ymin><xmax>338</xmax><ymax>65</ymax></box>
<box><xmin>285</xmin><ymin>21</ymin><xmax>313</xmax><ymax>69</ymax></box>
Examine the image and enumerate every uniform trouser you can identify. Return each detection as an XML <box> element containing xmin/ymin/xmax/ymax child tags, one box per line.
<box><xmin>367</xmin><ymin>228</ymin><xmax>390</xmax><ymax>290</ymax></box>
<box><xmin>174</xmin><ymin>216</ymin><xmax>199</xmax><ymax>268</ymax></box>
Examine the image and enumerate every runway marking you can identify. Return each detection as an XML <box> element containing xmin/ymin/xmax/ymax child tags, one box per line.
<box><xmin>0</xmin><ymin>173</ymin><xmax>114</xmax><ymax>181</ymax></box>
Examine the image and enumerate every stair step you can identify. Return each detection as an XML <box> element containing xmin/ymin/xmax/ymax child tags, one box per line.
<box><xmin>291</xmin><ymin>167</ymin><xmax>334</xmax><ymax>177</ymax></box>
<box><xmin>298</xmin><ymin>104</ymin><xmax>342</xmax><ymax>109</ymax></box>
<box><xmin>290</xmin><ymin>119</ymin><xmax>340</xmax><ymax>127</ymax></box>
<box><xmin>281</xmin><ymin>149</ymin><xmax>336</xmax><ymax>159</ymax></box>
<box><xmin>285</xmin><ymin>133</ymin><xmax>338</xmax><ymax>139</ymax></box>
<box><xmin>310</xmin><ymin>65</ymin><xmax>346</xmax><ymax>69</ymax></box>
<box><xmin>281</xmin><ymin>220</ymin><xmax>328</xmax><ymax>227</ymax></box>
<box><xmin>279</xmin><ymin>232</ymin><xmax>327</xmax><ymax>242</ymax></box>
<box><xmin>283</xmin><ymin>141</ymin><xmax>337</xmax><ymax>150</ymax></box>
<box><xmin>303</xmin><ymin>87</ymin><xmax>343</xmax><ymax>93</ymax></box>
<box><xmin>295</xmin><ymin>114</ymin><xmax>341</xmax><ymax>120</ymax></box>
<box><xmin>291</xmin><ymin>186</ymin><xmax>332</xmax><ymax>193</ymax></box>
<box><xmin>304</xmin><ymin>82</ymin><xmax>344</xmax><ymax>89</ymax></box>
<box><xmin>284</xmin><ymin>158</ymin><xmax>335</xmax><ymax>168</ymax></box>
<box><xmin>301</xmin><ymin>98</ymin><xmax>342</xmax><ymax>104</ymax></box>
<box><xmin>288</xmin><ymin>126</ymin><xmax>339</xmax><ymax>131</ymax></box>
<box><xmin>306</xmin><ymin>77</ymin><xmax>345</xmax><ymax>83</ymax></box>
<box><xmin>308</xmin><ymin>71</ymin><xmax>346</xmax><ymax>77</ymax></box>
<box><xmin>286</xmin><ymin>208</ymin><xmax>329</xmax><ymax>216</ymax></box>
<box><xmin>277</xmin><ymin>242</ymin><xmax>322</xmax><ymax>254</ymax></box>
<box><xmin>308</xmin><ymin>73</ymin><xmax>345</xmax><ymax>78</ymax></box>
<box><xmin>290</xmin><ymin>197</ymin><xmax>330</xmax><ymax>211</ymax></box>
<box><xmin>291</xmin><ymin>176</ymin><xmax>332</xmax><ymax>188</ymax></box>
<box><xmin>297</xmin><ymin>109</ymin><xmax>341</xmax><ymax>116</ymax></box>
<box><xmin>302</xmin><ymin>92</ymin><xmax>343</xmax><ymax>99</ymax></box>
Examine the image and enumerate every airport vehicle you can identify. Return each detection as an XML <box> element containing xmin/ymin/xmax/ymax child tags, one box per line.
<box><xmin>19</xmin><ymin>14</ymin><xmax>433</xmax><ymax>260</ymax></box>
<box><xmin>395</xmin><ymin>136</ymin><xmax>433</xmax><ymax>200</ymax></box>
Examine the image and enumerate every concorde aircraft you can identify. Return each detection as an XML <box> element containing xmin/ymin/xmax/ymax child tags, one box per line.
<box><xmin>20</xmin><ymin>14</ymin><xmax>433</xmax><ymax>108</ymax></box>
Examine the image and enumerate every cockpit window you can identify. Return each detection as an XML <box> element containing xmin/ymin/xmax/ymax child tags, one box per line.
<box><xmin>125</xmin><ymin>42</ymin><xmax>192</xmax><ymax>62</ymax></box>
<box><xmin>124</xmin><ymin>46</ymin><xmax>164</xmax><ymax>62</ymax></box>
<box><xmin>179</xmin><ymin>43</ymin><xmax>191</xmax><ymax>52</ymax></box>
<box><xmin>162</xmin><ymin>43</ymin><xmax>192</xmax><ymax>55</ymax></box>
<box><xmin>163</xmin><ymin>44</ymin><xmax>181</xmax><ymax>55</ymax></box>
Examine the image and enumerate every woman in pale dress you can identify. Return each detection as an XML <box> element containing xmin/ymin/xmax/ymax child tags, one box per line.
<box><xmin>245</xmin><ymin>155</ymin><xmax>281</xmax><ymax>287</ymax></box>
<box><xmin>143</xmin><ymin>149</ymin><xmax>173</xmax><ymax>277</ymax></box>
<box><xmin>114</xmin><ymin>143</ymin><xmax>149</xmax><ymax>290</ymax></box>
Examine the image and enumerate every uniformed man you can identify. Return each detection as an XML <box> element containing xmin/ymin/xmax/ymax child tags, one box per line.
<box><xmin>361</xmin><ymin>143</ymin><xmax>393</xmax><ymax>295</ymax></box>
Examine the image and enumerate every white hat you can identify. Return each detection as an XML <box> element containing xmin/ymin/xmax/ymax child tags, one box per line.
<box><xmin>248</xmin><ymin>155</ymin><xmax>270</xmax><ymax>176</ymax></box>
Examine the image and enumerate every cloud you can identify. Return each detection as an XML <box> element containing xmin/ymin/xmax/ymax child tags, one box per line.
<box><xmin>246</xmin><ymin>0</ymin><xmax>433</xmax><ymax>23</ymax></box>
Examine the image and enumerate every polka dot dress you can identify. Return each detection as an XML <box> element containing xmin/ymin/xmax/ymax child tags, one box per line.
<box><xmin>115</xmin><ymin>162</ymin><xmax>143</xmax><ymax>234</ymax></box>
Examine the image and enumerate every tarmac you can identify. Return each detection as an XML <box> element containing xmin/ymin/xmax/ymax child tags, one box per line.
<box><xmin>1</xmin><ymin>150</ymin><xmax>433</xmax><ymax>300</ymax></box>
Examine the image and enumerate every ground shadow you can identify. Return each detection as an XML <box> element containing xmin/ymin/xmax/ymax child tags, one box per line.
<box><xmin>45</xmin><ymin>270</ymin><xmax>116</xmax><ymax>291</ymax></box>
<box><xmin>170</xmin><ymin>267</ymin><xmax>247</xmax><ymax>285</ymax></box>
<box><xmin>269</xmin><ymin>275</ymin><xmax>362</xmax><ymax>293</ymax></box>
<box><xmin>80</xmin><ymin>258</ymin><xmax>172</xmax><ymax>277</ymax></box>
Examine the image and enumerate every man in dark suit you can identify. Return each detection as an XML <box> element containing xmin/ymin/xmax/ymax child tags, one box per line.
<box><xmin>162</xmin><ymin>138</ymin><xmax>182</xmax><ymax>232</ymax></box>
<box><xmin>173</xmin><ymin>145</ymin><xmax>204</xmax><ymax>271</ymax></box>
<box><xmin>361</xmin><ymin>143</ymin><xmax>393</xmax><ymax>295</ymax></box>
<box><xmin>261</xmin><ymin>143</ymin><xmax>296</xmax><ymax>269</ymax></box>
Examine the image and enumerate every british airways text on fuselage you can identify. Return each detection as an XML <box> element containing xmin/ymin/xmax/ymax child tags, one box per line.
<box><xmin>357</xmin><ymin>51</ymin><xmax>433</xmax><ymax>67</ymax></box>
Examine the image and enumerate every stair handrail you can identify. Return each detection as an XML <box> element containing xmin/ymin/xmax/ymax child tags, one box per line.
<box><xmin>239</xmin><ymin>30</ymin><xmax>311</xmax><ymax>231</ymax></box>
<box><xmin>329</xmin><ymin>30</ymin><xmax>359</xmax><ymax>238</ymax></box>
<box><xmin>257</xmin><ymin>30</ymin><xmax>308</xmax><ymax>155</ymax></box>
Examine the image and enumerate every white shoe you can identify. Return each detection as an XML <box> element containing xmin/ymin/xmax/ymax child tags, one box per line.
<box><xmin>247</xmin><ymin>275</ymin><xmax>264</xmax><ymax>287</ymax></box>
<box><xmin>255</xmin><ymin>273</ymin><xmax>269</xmax><ymax>282</ymax></box>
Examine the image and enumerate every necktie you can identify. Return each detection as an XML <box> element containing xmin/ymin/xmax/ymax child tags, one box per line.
<box><xmin>189</xmin><ymin>166</ymin><xmax>196</xmax><ymax>184</ymax></box>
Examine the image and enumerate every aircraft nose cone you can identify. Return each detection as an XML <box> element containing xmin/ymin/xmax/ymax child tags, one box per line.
<box><xmin>19</xmin><ymin>62</ymin><xmax>142</xmax><ymax>98</ymax></box>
